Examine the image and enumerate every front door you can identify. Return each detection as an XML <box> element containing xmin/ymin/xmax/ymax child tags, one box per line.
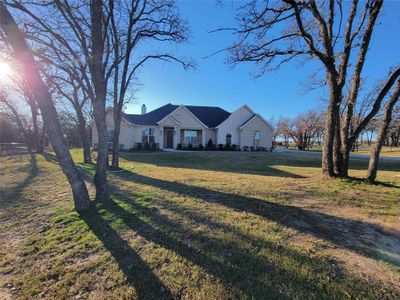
<box><xmin>164</xmin><ymin>128</ymin><xmax>174</xmax><ymax>148</ymax></box>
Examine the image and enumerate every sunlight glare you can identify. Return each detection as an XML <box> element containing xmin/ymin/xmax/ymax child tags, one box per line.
<box><xmin>0</xmin><ymin>61</ymin><xmax>13</xmax><ymax>80</ymax></box>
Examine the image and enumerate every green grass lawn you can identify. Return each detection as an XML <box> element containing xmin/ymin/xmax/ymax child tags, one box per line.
<box><xmin>276</xmin><ymin>145</ymin><xmax>400</xmax><ymax>157</ymax></box>
<box><xmin>1</xmin><ymin>150</ymin><xmax>399</xmax><ymax>299</ymax></box>
<box><xmin>354</xmin><ymin>146</ymin><xmax>400</xmax><ymax>157</ymax></box>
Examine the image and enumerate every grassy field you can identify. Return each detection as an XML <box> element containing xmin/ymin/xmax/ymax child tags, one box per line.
<box><xmin>276</xmin><ymin>145</ymin><xmax>400</xmax><ymax>157</ymax></box>
<box><xmin>354</xmin><ymin>146</ymin><xmax>400</xmax><ymax>157</ymax></box>
<box><xmin>0</xmin><ymin>150</ymin><xmax>399</xmax><ymax>299</ymax></box>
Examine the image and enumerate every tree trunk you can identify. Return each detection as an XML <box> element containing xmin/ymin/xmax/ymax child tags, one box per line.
<box><xmin>29</xmin><ymin>102</ymin><xmax>43</xmax><ymax>153</ymax></box>
<box><xmin>76</xmin><ymin>108</ymin><xmax>92</xmax><ymax>164</ymax></box>
<box><xmin>333</xmin><ymin>115</ymin><xmax>344</xmax><ymax>176</ymax></box>
<box><xmin>111</xmin><ymin>109</ymin><xmax>121</xmax><ymax>169</ymax></box>
<box><xmin>92</xmin><ymin>100</ymin><xmax>110</xmax><ymax>202</ymax></box>
<box><xmin>322</xmin><ymin>81</ymin><xmax>340</xmax><ymax>178</ymax></box>
<box><xmin>367</xmin><ymin>81</ymin><xmax>400</xmax><ymax>182</ymax></box>
<box><xmin>89</xmin><ymin>0</ymin><xmax>110</xmax><ymax>202</ymax></box>
<box><xmin>0</xmin><ymin>2</ymin><xmax>91</xmax><ymax>211</ymax></box>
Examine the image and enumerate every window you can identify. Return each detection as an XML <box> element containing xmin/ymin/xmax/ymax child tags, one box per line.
<box><xmin>184</xmin><ymin>130</ymin><xmax>198</xmax><ymax>145</ymax></box>
<box><xmin>225</xmin><ymin>134</ymin><xmax>232</xmax><ymax>145</ymax></box>
<box><xmin>253</xmin><ymin>131</ymin><xmax>261</xmax><ymax>146</ymax></box>
<box><xmin>142</xmin><ymin>128</ymin><xmax>155</xmax><ymax>144</ymax></box>
<box><xmin>107</xmin><ymin>128</ymin><xmax>114</xmax><ymax>142</ymax></box>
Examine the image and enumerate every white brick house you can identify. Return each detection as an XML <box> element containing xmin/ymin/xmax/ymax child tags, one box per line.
<box><xmin>91</xmin><ymin>103</ymin><xmax>273</xmax><ymax>150</ymax></box>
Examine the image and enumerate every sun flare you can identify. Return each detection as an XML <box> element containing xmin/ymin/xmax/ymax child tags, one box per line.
<box><xmin>0</xmin><ymin>61</ymin><xmax>13</xmax><ymax>80</ymax></box>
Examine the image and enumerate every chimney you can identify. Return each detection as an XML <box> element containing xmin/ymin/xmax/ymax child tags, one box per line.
<box><xmin>141</xmin><ymin>104</ymin><xmax>147</xmax><ymax>115</ymax></box>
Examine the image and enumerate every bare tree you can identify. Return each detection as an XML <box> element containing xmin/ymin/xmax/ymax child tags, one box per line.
<box><xmin>108</xmin><ymin>0</ymin><xmax>191</xmax><ymax>169</ymax></box>
<box><xmin>281</xmin><ymin>110</ymin><xmax>323</xmax><ymax>150</ymax></box>
<box><xmin>219</xmin><ymin>0</ymin><xmax>399</xmax><ymax>178</ymax></box>
<box><xmin>367</xmin><ymin>80</ymin><xmax>400</xmax><ymax>182</ymax></box>
<box><xmin>7</xmin><ymin>0</ymin><xmax>116</xmax><ymax>202</ymax></box>
<box><xmin>51</xmin><ymin>72</ymin><xmax>92</xmax><ymax>164</ymax></box>
<box><xmin>385</xmin><ymin>106</ymin><xmax>400</xmax><ymax>147</ymax></box>
<box><xmin>0</xmin><ymin>91</ymin><xmax>33</xmax><ymax>151</ymax></box>
<box><xmin>0</xmin><ymin>1</ymin><xmax>91</xmax><ymax>211</ymax></box>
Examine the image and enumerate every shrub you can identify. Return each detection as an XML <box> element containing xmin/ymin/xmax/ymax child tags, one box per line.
<box><xmin>187</xmin><ymin>143</ymin><xmax>193</xmax><ymax>150</ymax></box>
<box><xmin>136</xmin><ymin>143</ymin><xmax>143</xmax><ymax>150</ymax></box>
<box><xmin>144</xmin><ymin>142</ymin><xmax>150</xmax><ymax>150</ymax></box>
<box><xmin>177</xmin><ymin>143</ymin><xmax>183</xmax><ymax>150</ymax></box>
<box><xmin>218</xmin><ymin>144</ymin><xmax>224</xmax><ymax>151</ymax></box>
<box><xmin>193</xmin><ymin>146</ymin><xmax>199</xmax><ymax>151</ymax></box>
<box><xmin>206</xmin><ymin>139</ymin><xmax>214</xmax><ymax>150</ymax></box>
<box><xmin>151</xmin><ymin>143</ymin><xmax>158</xmax><ymax>150</ymax></box>
<box><xmin>250</xmin><ymin>146</ymin><xmax>255</xmax><ymax>151</ymax></box>
<box><xmin>198</xmin><ymin>144</ymin><xmax>204</xmax><ymax>151</ymax></box>
<box><xmin>224</xmin><ymin>143</ymin><xmax>231</xmax><ymax>151</ymax></box>
<box><xmin>231</xmin><ymin>144</ymin><xmax>237</xmax><ymax>151</ymax></box>
<box><xmin>243</xmin><ymin>146</ymin><xmax>249</xmax><ymax>151</ymax></box>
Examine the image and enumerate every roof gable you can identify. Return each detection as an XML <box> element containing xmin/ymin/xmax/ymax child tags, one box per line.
<box><xmin>122</xmin><ymin>103</ymin><xmax>230</xmax><ymax>127</ymax></box>
<box><xmin>216</xmin><ymin>105</ymin><xmax>254</xmax><ymax>129</ymax></box>
<box><xmin>185</xmin><ymin>105</ymin><xmax>230</xmax><ymax>128</ymax></box>
<box><xmin>122</xmin><ymin>103</ymin><xmax>177</xmax><ymax>125</ymax></box>
<box><xmin>239</xmin><ymin>114</ymin><xmax>274</xmax><ymax>131</ymax></box>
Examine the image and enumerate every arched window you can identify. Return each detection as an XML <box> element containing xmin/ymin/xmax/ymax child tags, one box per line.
<box><xmin>253</xmin><ymin>131</ymin><xmax>260</xmax><ymax>146</ymax></box>
<box><xmin>226</xmin><ymin>133</ymin><xmax>232</xmax><ymax>145</ymax></box>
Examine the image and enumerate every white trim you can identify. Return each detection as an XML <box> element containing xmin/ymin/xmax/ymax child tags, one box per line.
<box><xmin>157</xmin><ymin>105</ymin><xmax>208</xmax><ymax>128</ymax></box>
<box><xmin>242</xmin><ymin>104</ymin><xmax>256</xmax><ymax>115</ymax></box>
<box><xmin>179</xmin><ymin>105</ymin><xmax>209</xmax><ymax>128</ymax></box>
<box><xmin>157</xmin><ymin>114</ymin><xmax>181</xmax><ymax>126</ymax></box>
<box><xmin>215</xmin><ymin>104</ymin><xmax>255</xmax><ymax>129</ymax></box>
<box><xmin>239</xmin><ymin>113</ymin><xmax>274</xmax><ymax>131</ymax></box>
<box><xmin>121</xmin><ymin>115</ymin><xmax>134</xmax><ymax>126</ymax></box>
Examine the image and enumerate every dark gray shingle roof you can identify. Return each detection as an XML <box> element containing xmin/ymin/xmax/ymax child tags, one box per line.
<box><xmin>122</xmin><ymin>103</ymin><xmax>231</xmax><ymax>128</ymax></box>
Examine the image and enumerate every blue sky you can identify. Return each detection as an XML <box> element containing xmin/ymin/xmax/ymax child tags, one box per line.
<box><xmin>125</xmin><ymin>0</ymin><xmax>400</xmax><ymax>119</ymax></box>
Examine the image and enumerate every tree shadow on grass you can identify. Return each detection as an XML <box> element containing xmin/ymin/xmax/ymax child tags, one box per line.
<box><xmin>120</xmin><ymin>151</ymin><xmax>400</xmax><ymax>175</ymax></box>
<box><xmin>344</xmin><ymin>176</ymin><xmax>399</xmax><ymax>188</ymax></box>
<box><xmin>99</xmin><ymin>198</ymin><xmax>338</xmax><ymax>299</ymax></box>
<box><xmin>96</xmin><ymin>188</ymin><xmax>400</xmax><ymax>299</ymax></box>
<box><xmin>120</xmin><ymin>151</ymin><xmax>306</xmax><ymax>178</ymax></box>
<box><xmin>42</xmin><ymin>152</ymin><xmax>59</xmax><ymax>164</ymax></box>
<box><xmin>0</xmin><ymin>154</ymin><xmax>38</xmax><ymax>209</ymax></box>
<box><xmin>79</xmin><ymin>208</ymin><xmax>174</xmax><ymax>300</ymax></box>
<box><xmin>112</xmin><ymin>169</ymin><xmax>400</xmax><ymax>267</ymax></box>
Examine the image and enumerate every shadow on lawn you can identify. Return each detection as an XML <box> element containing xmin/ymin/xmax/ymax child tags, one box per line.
<box><xmin>91</xmin><ymin>197</ymin><xmax>358</xmax><ymax>299</ymax></box>
<box><xmin>0</xmin><ymin>154</ymin><xmax>38</xmax><ymax>209</ymax></box>
<box><xmin>120</xmin><ymin>151</ymin><xmax>307</xmax><ymax>178</ymax></box>
<box><xmin>112</xmin><ymin>169</ymin><xmax>400</xmax><ymax>267</ymax></box>
<box><xmin>80</xmin><ymin>208</ymin><xmax>174</xmax><ymax>300</ymax></box>
<box><xmin>120</xmin><ymin>151</ymin><xmax>400</xmax><ymax>175</ymax></box>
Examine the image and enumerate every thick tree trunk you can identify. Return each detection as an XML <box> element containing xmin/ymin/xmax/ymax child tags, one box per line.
<box><xmin>111</xmin><ymin>110</ymin><xmax>121</xmax><ymax>169</ymax></box>
<box><xmin>92</xmin><ymin>100</ymin><xmax>110</xmax><ymax>202</ymax></box>
<box><xmin>367</xmin><ymin>81</ymin><xmax>400</xmax><ymax>182</ymax></box>
<box><xmin>333</xmin><ymin>115</ymin><xmax>344</xmax><ymax>176</ymax></box>
<box><xmin>322</xmin><ymin>81</ymin><xmax>340</xmax><ymax>178</ymax></box>
<box><xmin>89</xmin><ymin>0</ymin><xmax>110</xmax><ymax>202</ymax></box>
<box><xmin>0</xmin><ymin>2</ymin><xmax>91</xmax><ymax>211</ymax></box>
<box><xmin>76</xmin><ymin>108</ymin><xmax>92</xmax><ymax>164</ymax></box>
<box><xmin>30</xmin><ymin>102</ymin><xmax>43</xmax><ymax>153</ymax></box>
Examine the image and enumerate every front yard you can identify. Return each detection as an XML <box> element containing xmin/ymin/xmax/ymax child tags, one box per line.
<box><xmin>0</xmin><ymin>150</ymin><xmax>399</xmax><ymax>299</ymax></box>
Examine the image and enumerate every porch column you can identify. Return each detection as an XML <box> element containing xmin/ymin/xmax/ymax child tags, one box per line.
<box><xmin>202</xmin><ymin>129</ymin><xmax>206</xmax><ymax>147</ymax></box>
<box><xmin>174</xmin><ymin>125</ymin><xmax>180</xmax><ymax>149</ymax></box>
